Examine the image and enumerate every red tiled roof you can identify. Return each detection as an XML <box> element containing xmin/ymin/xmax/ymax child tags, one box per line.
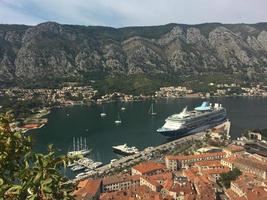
<box><xmin>202</xmin><ymin>168</ymin><xmax>230</xmax><ymax>175</ymax></box>
<box><xmin>22</xmin><ymin>124</ymin><xmax>40</xmax><ymax>129</ymax></box>
<box><xmin>132</xmin><ymin>161</ymin><xmax>165</xmax><ymax>174</ymax></box>
<box><xmin>235</xmin><ymin>156</ymin><xmax>267</xmax><ymax>171</ymax></box>
<box><xmin>102</xmin><ymin>174</ymin><xmax>132</xmax><ymax>185</ymax></box>
<box><xmin>74</xmin><ymin>179</ymin><xmax>101</xmax><ymax>199</ymax></box>
<box><xmin>169</xmin><ymin>181</ymin><xmax>194</xmax><ymax>195</ymax></box>
<box><xmin>225</xmin><ymin>144</ymin><xmax>245</xmax><ymax>153</ymax></box>
<box><xmin>194</xmin><ymin>160</ymin><xmax>222</xmax><ymax>167</ymax></box>
<box><xmin>166</xmin><ymin>152</ymin><xmax>226</xmax><ymax>161</ymax></box>
<box><xmin>221</xmin><ymin>156</ymin><xmax>238</xmax><ymax>164</ymax></box>
<box><xmin>100</xmin><ymin>185</ymin><xmax>172</xmax><ymax>200</ymax></box>
<box><xmin>227</xmin><ymin>173</ymin><xmax>267</xmax><ymax>200</ymax></box>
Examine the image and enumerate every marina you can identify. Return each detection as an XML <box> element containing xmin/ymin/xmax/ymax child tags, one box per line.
<box><xmin>72</xmin><ymin>128</ymin><xmax>210</xmax><ymax>182</ymax></box>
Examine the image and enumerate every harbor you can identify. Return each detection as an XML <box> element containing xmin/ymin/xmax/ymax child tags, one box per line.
<box><xmin>71</xmin><ymin>116</ymin><xmax>232</xmax><ymax>182</ymax></box>
<box><xmin>27</xmin><ymin>97</ymin><xmax>267</xmax><ymax>172</ymax></box>
<box><xmin>72</xmin><ymin>129</ymin><xmax>208</xmax><ymax>182</ymax></box>
<box><xmin>69</xmin><ymin>100</ymin><xmax>232</xmax><ymax>181</ymax></box>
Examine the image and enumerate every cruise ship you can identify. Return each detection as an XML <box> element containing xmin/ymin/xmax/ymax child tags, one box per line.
<box><xmin>112</xmin><ymin>144</ymin><xmax>139</xmax><ymax>156</ymax></box>
<box><xmin>157</xmin><ymin>102</ymin><xmax>227</xmax><ymax>137</ymax></box>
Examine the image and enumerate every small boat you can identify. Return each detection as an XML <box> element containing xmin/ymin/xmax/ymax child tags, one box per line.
<box><xmin>110</xmin><ymin>159</ymin><xmax>117</xmax><ymax>164</ymax></box>
<box><xmin>91</xmin><ymin>162</ymin><xmax>103</xmax><ymax>169</ymax></box>
<box><xmin>67</xmin><ymin>161</ymin><xmax>76</xmax><ymax>167</ymax></box>
<box><xmin>114</xmin><ymin>113</ymin><xmax>122</xmax><ymax>124</ymax></box>
<box><xmin>100</xmin><ymin>106</ymin><xmax>107</xmax><ymax>117</ymax></box>
<box><xmin>148</xmin><ymin>103</ymin><xmax>157</xmax><ymax>116</ymax></box>
<box><xmin>121</xmin><ymin>107</ymin><xmax>126</xmax><ymax>111</ymax></box>
<box><xmin>71</xmin><ymin>165</ymin><xmax>85</xmax><ymax>172</ymax></box>
<box><xmin>77</xmin><ymin>158</ymin><xmax>94</xmax><ymax>168</ymax></box>
<box><xmin>75</xmin><ymin>172</ymin><xmax>87</xmax><ymax>178</ymax></box>
<box><xmin>66</xmin><ymin>113</ymin><xmax>70</xmax><ymax>116</ymax></box>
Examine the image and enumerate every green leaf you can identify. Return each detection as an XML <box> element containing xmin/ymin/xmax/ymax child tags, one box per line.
<box><xmin>6</xmin><ymin>185</ymin><xmax>22</xmax><ymax>195</ymax></box>
<box><xmin>0</xmin><ymin>178</ymin><xmax>3</xmax><ymax>186</ymax></box>
<box><xmin>33</xmin><ymin>172</ymin><xmax>42</xmax><ymax>184</ymax></box>
<box><xmin>42</xmin><ymin>186</ymin><xmax>52</xmax><ymax>193</ymax></box>
<box><xmin>42</xmin><ymin>178</ymin><xmax>52</xmax><ymax>186</ymax></box>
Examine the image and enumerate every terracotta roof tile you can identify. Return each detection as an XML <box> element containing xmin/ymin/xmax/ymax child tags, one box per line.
<box><xmin>166</xmin><ymin>152</ymin><xmax>226</xmax><ymax>161</ymax></box>
<box><xmin>132</xmin><ymin>161</ymin><xmax>166</xmax><ymax>175</ymax></box>
<box><xmin>74</xmin><ymin>179</ymin><xmax>101</xmax><ymax>198</ymax></box>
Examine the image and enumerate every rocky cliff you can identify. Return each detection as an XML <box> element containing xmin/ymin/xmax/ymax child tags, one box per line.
<box><xmin>1</xmin><ymin>22</ymin><xmax>267</xmax><ymax>86</ymax></box>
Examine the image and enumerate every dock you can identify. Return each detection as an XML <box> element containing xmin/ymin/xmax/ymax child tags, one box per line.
<box><xmin>72</xmin><ymin>131</ymin><xmax>206</xmax><ymax>182</ymax></box>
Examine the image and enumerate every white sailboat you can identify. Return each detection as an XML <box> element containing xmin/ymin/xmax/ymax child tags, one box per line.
<box><xmin>121</xmin><ymin>105</ymin><xmax>126</xmax><ymax>111</ymax></box>
<box><xmin>114</xmin><ymin>113</ymin><xmax>122</xmax><ymax>124</ymax></box>
<box><xmin>148</xmin><ymin>103</ymin><xmax>157</xmax><ymax>116</ymax></box>
<box><xmin>100</xmin><ymin>105</ymin><xmax>107</xmax><ymax>117</ymax></box>
<box><xmin>67</xmin><ymin>137</ymin><xmax>91</xmax><ymax>157</ymax></box>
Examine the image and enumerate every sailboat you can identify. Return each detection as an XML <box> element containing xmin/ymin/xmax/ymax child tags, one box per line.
<box><xmin>100</xmin><ymin>105</ymin><xmax>107</xmax><ymax>117</ymax></box>
<box><xmin>67</xmin><ymin>137</ymin><xmax>91</xmax><ymax>157</ymax></box>
<box><xmin>114</xmin><ymin>112</ymin><xmax>122</xmax><ymax>124</ymax></box>
<box><xmin>121</xmin><ymin>104</ymin><xmax>126</xmax><ymax>111</ymax></box>
<box><xmin>148</xmin><ymin>103</ymin><xmax>157</xmax><ymax>116</ymax></box>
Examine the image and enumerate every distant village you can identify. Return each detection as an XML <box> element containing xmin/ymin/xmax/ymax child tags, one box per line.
<box><xmin>0</xmin><ymin>82</ymin><xmax>266</xmax><ymax>133</ymax></box>
<box><xmin>0</xmin><ymin>82</ymin><xmax>267</xmax><ymax>106</ymax></box>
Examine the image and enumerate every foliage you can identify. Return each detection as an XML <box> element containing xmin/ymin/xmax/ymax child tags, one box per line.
<box><xmin>220</xmin><ymin>168</ymin><xmax>242</xmax><ymax>188</ymax></box>
<box><xmin>0</xmin><ymin>113</ymin><xmax>76</xmax><ymax>200</ymax></box>
<box><xmin>92</xmin><ymin>72</ymin><xmax>192</xmax><ymax>95</ymax></box>
<box><xmin>0</xmin><ymin>98</ymin><xmax>45</xmax><ymax>119</ymax></box>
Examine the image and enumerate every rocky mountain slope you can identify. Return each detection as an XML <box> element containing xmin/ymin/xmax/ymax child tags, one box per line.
<box><xmin>1</xmin><ymin>22</ymin><xmax>267</xmax><ymax>87</ymax></box>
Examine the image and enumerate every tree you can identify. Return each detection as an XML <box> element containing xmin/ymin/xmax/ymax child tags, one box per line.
<box><xmin>0</xmin><ymin>113</ymin><xmax>76</xmax><ymax>200</ymax></box>
<box><xmin>219</xmin><ymin>168</ymin><xmax>242</xmax><ymax>188</ymax></box>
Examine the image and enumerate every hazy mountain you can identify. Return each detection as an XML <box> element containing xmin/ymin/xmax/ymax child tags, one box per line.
<box><xmin>1</xmin><ymin>22</ymin><xmax>267</xmax><ymax>87</ymax></box>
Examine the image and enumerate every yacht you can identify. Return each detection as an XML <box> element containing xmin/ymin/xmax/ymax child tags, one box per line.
<box><xmin>71</xmin><ymin>165</ymin><xmax>85</xmax><ymax>172</ymax></box>
<box><xmin>75</xmin><ymin>172</ymin><xmax>87</xmax><ymax>178</ymax></box>
<box><xmin>67</xmin><ymin>137</ymin><xmax>91</xmax><ymax>157</ymax></box>
<box><xmin>112</xmin><ymin>144</ymin><xmax>139</xmax><ymax>156</ymax></box>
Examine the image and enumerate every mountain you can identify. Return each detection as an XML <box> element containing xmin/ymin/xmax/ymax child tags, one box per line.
<box><xmin>1</xmin><ymin>22</ymin><xmax>267</xmax><ymax>87</ymax></box>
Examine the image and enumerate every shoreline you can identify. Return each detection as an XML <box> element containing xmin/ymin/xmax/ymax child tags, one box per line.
<box><xmin>16</xmin><ymin>95</ymin><xmax>266</xmax><ymax>134</ymax></box>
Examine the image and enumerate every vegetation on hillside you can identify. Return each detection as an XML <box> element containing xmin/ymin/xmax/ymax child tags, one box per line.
<box><xmin>0</xmin><ymin>113</ymin><xmax>76</xmax><ymax>199</ymax></box>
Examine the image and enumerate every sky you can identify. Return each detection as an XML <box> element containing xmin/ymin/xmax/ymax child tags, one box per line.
<box><xmin>0</xmin><ymin>0</ymin><xmax>267</xmax><ymax>27</ymax></box>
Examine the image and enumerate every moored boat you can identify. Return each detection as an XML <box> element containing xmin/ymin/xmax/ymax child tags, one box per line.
<box><xmin>114</xmin><ymin>113</ymin><xmax>122</xmax><ymax>124</ymax></box>
<box><xmin>112</xmin><ymin>143</ymin><xmax>139</xmax><ymax>156</ymax></box>
<box><xmin>67</xmin><ymin>137</ymin><xmax>91</xmax><ymax>157</ymax></box>
<box><xmin>71</xmin><ymin>165</ymin><xmax>85</xmax><ymax>172</ymax></box>
<box><xmin>157</xmin><ymin>102</ymin><xmax>228</xmax><ymax>137</ymax></box>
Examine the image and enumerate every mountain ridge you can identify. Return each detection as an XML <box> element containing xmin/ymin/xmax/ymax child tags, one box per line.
<box><xmin>1</xmin><ymin>21</ymin><xmax>267</xmax><ymax>87</ymax></box>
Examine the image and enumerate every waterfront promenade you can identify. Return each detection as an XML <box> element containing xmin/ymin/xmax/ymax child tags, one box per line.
<box><xmin>72</xmin><ymin>130</ymin><xmax>207</xmax><ymax>183</ymax></box>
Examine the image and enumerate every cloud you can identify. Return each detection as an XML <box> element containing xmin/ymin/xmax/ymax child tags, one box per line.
<box><xmin>0</xmin><ymin>0</ymin><xmax>267</xmax><ymax>26</ymax></box>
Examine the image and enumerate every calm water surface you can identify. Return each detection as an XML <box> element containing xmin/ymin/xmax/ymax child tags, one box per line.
<box><xmin>30</xmin><ymin>97</ymin><xmax>267</xmax><ymax>164</ymax></box>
